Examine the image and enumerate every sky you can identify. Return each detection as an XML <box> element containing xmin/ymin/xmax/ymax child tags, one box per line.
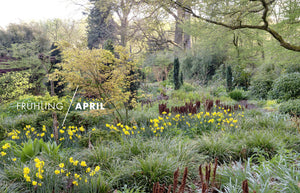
<box><xmin>0</xmin><ymin>0</ymin><xmax>88</xmax><ymax>28</ymax></box>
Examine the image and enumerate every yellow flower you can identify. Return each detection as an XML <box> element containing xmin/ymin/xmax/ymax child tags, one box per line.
<box><xmin>25</xmin><ymin>176</ymin><xmax>31</xmax><ymax>182</ymax></box>
<box><xmin>86</xmin><ymin>167</ymin><xmax>91</xmax><ymax>173</ymax></box>
<box><xmin>59</xmin><ymin>163</ymin><xmax>64</xmax><ymax>168</ymax></box>
<box><xmin>51</xmin><ymin>134</ymin><xmax>54</xmax><ymax>138</ymax></box>
<box><xmin>68</xmin><ymin>130</ymin><xmax>73</xmax><ymax>136</ymax></box>
<box><xmin>23</xmin><ymin>167</ymin><xmax>30</xmax><ymax>175</ymax></box>
<box><xmin>74</xmin><ymin>173</ymin><xmax>80</xmax><ymax>179</ymax></box>
<box><xmin>1</xmin><ymin>151</ymin><xmax>7</xmax><ymax>156</ymax></box>
<box><xmin>73</xmin><ymin>180</ymin><xmax>78</xmax><ymax>186</ymax></box>
<box><xmin>38</xmin><ymin>183</ymin><xmax>42</xmax><ymax>186</ymax></box>
<box><xmin>95</xmin><ymin>166</ymin><xmax>100</xmax><ymax>172</ymax></box>
<box><xmin>80</xmin><ymin>161</ymin><xmax>87</xmax><ymax>167</ymax></box>
<box><xmin>34</xmin><ymin>158</ymin><xmax>40</xmax><ymax>163</ymax></box>
<box><xmin>2</xmin><ymin>143</ymin><xmax>11</xmax><ymax>150</ymax></box>
<box><xmin>55</xmin><ymin>170</ymin><xmax>60</xmax><ymax>175</ymax></box>
<box><xmin>61</xmin><ymin>169</ymin><xmax>64</xmax><ymax>173</ymax></box>
<box><xmin>79</xmin><ymin>126</ymin><xmax>85</xmax><ymax>132</ymax></box>
<box><xmin>36</xmin><ymin>173</ymin><xmax>43</xmax><ymax>179</ymax></box>
<box><xmin>12</xmin><ymin>158</ymin><xmax>17</xmax><ymax>161</ymax></box>
<box><xmin>69</xmin><ymin>157</ymin><xmax>74</xmax><ymax>163</ymax></box>
<box><xmin>59</xmin><ymin>130</ymin><xmax>65</xmax><ymax>134</ymax></box>
<box><xmin>73</xmin><ymin>160</ymin><xmax>79</xmax><ymax>166</ymax></box>
<box><xmin>40</xmin><ymin>133</ymin><xmax>45</xmax><ymax>137</ymax></box>
<box><xmin>32</xmin><ymin>181</ymin><xmax>37</xmax><ymax>186</ymax></box>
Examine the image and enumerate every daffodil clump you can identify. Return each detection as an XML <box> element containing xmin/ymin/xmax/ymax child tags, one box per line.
<box><xmin>0</xmin><ymin>141</ymin><xmax>18</xmax><ymax>165</ymax></box>
<box><xmin>21</xmin><ymin>156</ymin><xmax>101</xmax><ymax>190</ymax></box>
<box><xmin>1</xmin><ymin>142</ymin><xmax>11</xmax><ymax>157</ymax></box>
<box><xmin>22</xmin><ymin>158</ymin><xmax>44</xmax><ymax>187</ymax></box>
<box><xmin>7</xmin><ymin>125</ymin><xmax>86</xmax><ymax>147</ymax></box>
<box><xmin>106</xmin><ymin>109</ymin><xmax>244</xmax><ymax>137</ymax></box>
<box><xmin>106</xmin><ymin>123</ymin><xmax>143</xmax><ymax>136</ymax></box>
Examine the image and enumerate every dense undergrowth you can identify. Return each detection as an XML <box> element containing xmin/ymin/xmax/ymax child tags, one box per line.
<box><xmin>0</xmin><ymin>86</ymin><xmax>299</xmax><ymax>193</ymax></box>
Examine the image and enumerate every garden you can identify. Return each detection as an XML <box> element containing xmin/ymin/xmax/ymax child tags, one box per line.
<box><xmin>0</xmin><ymin>0</ymin><xmax>300</xmax><ymax>192</ymax></box>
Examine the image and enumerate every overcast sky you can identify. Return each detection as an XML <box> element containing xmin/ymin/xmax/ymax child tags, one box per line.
<box><xmin>0</xmin><ymin>0</ymin><xmax>88</xmax><ymax>28</ymax></box>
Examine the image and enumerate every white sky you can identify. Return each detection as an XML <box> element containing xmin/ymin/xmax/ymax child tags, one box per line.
<box><xmin>0</xmin><ymin>0</ymin><xmax>88</xmax><ymax>28</ymax></box>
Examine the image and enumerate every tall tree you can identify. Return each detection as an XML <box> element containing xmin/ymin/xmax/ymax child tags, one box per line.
<box><xmin>87</xmin><ymin>0</ymin><xmax>117</xmax><ymax>48</ymax></box>
<box><xmin>173</xmin><ymin>57</ymin><xmax>181</xmax><ymax>89</ymax></box>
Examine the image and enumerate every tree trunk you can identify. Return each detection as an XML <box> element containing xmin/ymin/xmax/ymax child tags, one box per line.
<box><xmin>183</xmin><ymin>11</ymin><xmax>191</xmax><ymax>50</ymax></box>
<box><xmin>120</xmin><ymin>18</ymin><xmax>128</xmax><ymax>47</ymax></box>
<box><xmin>175</xmin><ymin>7</ymin><xmax>184</xmax><ymax>46</ymax></box>
<box><xmin>50</xmin><ymin>79</ymin><xmax>59</xmax><ymax>144</ymax></box>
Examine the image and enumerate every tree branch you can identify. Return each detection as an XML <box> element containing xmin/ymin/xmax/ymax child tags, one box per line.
<box><xmin>170</xmin><ymin>0</ymin><xmax>300</xmax><ymax>52</ymax></box>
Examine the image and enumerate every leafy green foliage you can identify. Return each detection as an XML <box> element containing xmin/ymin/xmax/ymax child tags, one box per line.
<box><xmin>233</xmin><ymin>66</ymin><xmax>251</xmax><ymax>90</ymax></box>
<box><xmin>45</xmin><ymin>43</ymin><xmax>65</xmax><ymax>97</ymax></box>
<box><xmin>87</xmin><ymin>0</ymin><xmax>116</xmax><ymax>49</ymax></box>
<box><xmin>0</xmin><ymin>23</ymin><xmax>49</xmax><ymax>51</ymax></box>
<box><xmin>13</xmin><ymin>139</ymin><xmax>61</xmax><ymax>163</ymax></box>
<box><xmin>279</xmin><ymin>99</ymin><xmax>300</xmax><ymax>116</ymax></box>
<box><xmin>218</xmin><ymin>151</ymin><xmax>300</xmax><ymax>193</ymax></box>
<box><xmin>182</xmin><ymin>47</ymin><xmax>225</xmax><ymax>85</ymax></box>
<box><xmin>249</xmin><ymin>78</ymin><xmax>273</xmax><ymax>99</ymax></box>
<box><xmin>103</xmin><ymin>39</ymin><xmax>115</xmax><ymax>53</ymax></box>
<box><xmin>197</xmin><ymin>134</ymin><xmax>238</xmax><ymax>163</ymax></box>
<box><xmin>13</xmin><ymin>139</ymin><xmax>44</xmax><ymax>162</ymax></box>
<box><xmin>79</xmin><ymin>129</ymin><xmax>121</xmax><ymax>147</ymax></box>
<box><xmin>0</xmin><ymin>72</ymin><xmax>32</xmax><ymax>103</ymax></box>
<box><xmin>115</xmin><ymin>152</ymin><xmax>177</xmax><ymax>192</ymax></box>
<box><xmin>228</xmin><ymin>89</ymin><xmax>247</xmax><ymax>101</ymax></box>
<box><xmin>0</xmin><ymin>124</ymin><xmax>6</xmax><ymax>140</ymax></box>
<box><xmin>269</xmin><ymin>72</ymin><xmax>300</xmax><ymax>101</ymax></box>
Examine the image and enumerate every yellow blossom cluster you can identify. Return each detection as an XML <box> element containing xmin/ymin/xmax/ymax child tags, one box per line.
<box><xmin>57</xmin><ymin>126</ymin><xmax>85</xmax><ymax>141</ymax></box>
<box><xmin>23</xmin><ymin>158</ymin><xmax>44</xmax><ymax>187</ymax></box>
<box><xmin>22</xmin><ymin>156</ymin><xmax>100</xmax><ymax>189</ymax></box>
<box><xmin>53</xmin><ymin>157</ymin><xmax>100</xmax><ymax>186</ymax></box>
<box><xmin>1</xmin><ymin>142</ymin><xmax>11</xmax><ymax>157</ymax></box>
<box><xmin>106</xmin><ymin>123</ymin><xmax>142</xmax><ymax>136</ymax></box>
<box><xmin>106</xmin><ymin>110</ymin><xmax>243</xmax><ymax>136</ymax></box>
<box><xmin>7</xmin><ymin>125</ymin><xmax>86</xmax><ymax>146</ymax></box>
<box><xmin>7</xmin><ymin>129</ymin><xmax>20</xmax><ymax>140</ymax></box>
